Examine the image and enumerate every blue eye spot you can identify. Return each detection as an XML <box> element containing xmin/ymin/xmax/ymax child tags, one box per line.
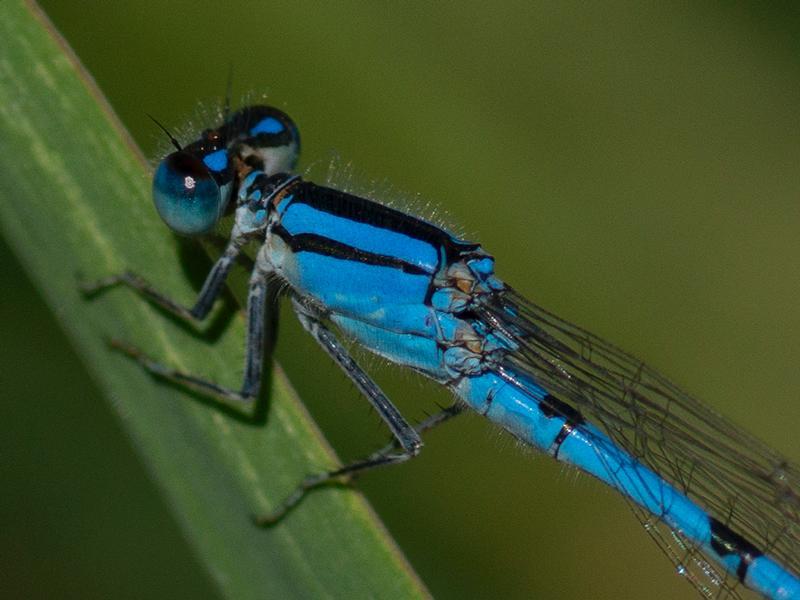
<box><xmin>251</xmin><ymin>116</ymin><xmax>284</xmax><ymax>135</ymax></box>
<box><xmin>203</xmin><ymin>149</ymin><xmax>228</xmax><ymax>174</ymax></box>
<box><xmin>153</xmin><ymin>152</ymin><xmax>224</xmax><ymax>235</ymax></box>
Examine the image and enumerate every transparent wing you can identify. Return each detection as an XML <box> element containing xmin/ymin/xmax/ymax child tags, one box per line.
<box><xmin>477</xmin><ymin>286</ymin><xmax>800</xmax><ymax>595</ymax></box>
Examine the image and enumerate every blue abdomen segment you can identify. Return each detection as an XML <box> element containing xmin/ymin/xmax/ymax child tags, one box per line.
<box><xmin>454</xmin><ymin>370</ymin><xmax>800</xmax><ymax>599</ymax></box>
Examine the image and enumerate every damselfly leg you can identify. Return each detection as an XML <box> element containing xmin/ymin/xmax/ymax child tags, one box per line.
<box><xmin>256</xmin><ymin>402</ymin><xmax>464</xmax><ymax>525</ymax></box>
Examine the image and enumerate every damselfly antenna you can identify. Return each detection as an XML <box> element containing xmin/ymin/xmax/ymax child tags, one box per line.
<box><xmin>223</xmin><ymin>63</ymin><xmax>234</xmax><ymax>124</ymax></box>
<box><xmin>146</xmin><ymin>113</ymin><xmax>182</xmax><ymax>151</ymax></box>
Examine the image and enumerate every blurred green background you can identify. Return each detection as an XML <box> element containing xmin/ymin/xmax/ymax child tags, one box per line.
<box><xmin>3</xmin><ymin>2</ymin><xmax>800</xmax><ymax>599</ymax></box>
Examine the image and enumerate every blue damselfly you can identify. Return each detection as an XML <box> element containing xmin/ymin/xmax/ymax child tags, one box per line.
<box><xmin>82</xmin><ymin>104</ymin><xmax>799</xmax><ymax>600</ymax></box>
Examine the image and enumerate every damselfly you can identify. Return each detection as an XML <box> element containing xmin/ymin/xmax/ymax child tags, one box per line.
<box><xmin>82</xmin><ymin>105</ymin><xmax>799</xmax><ymax>599</ymax></box>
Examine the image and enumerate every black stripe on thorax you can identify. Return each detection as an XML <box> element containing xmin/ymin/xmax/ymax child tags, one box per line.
<box><xmin>272</xmin><ymin>225</ymin><xmax>431</xmax><ymax>276</ymax></box>
<box><xmin>292</xmin><ymin>182</ymin><xmax>481</xmax><ymax>262</ymax></box>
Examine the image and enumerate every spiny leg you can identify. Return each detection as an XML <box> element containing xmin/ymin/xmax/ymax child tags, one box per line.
<box><xmin>255</xmin><ymin>402</ymin><xmax>464</xmax><ymax>526</ymax></box>
<box><xmin>111</xmin><ymin>265</ymin><xmax>271</xmax><ymax>405</ymax></box>
<box><xmin>79</xmin><ymin>237</ymin><xmax>245</xmax><ymax>325</ymax></box>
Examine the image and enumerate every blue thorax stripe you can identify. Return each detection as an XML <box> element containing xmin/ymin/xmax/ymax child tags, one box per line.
<box><xmin>277</xmin><ymin>182</ymin><xmax>480</xmax><ymax>273</ymax></box>
<box><xmin>279</xmin><ymin>202</ymin><xmax>438</xmax><ymax>272</ymax></box>
<box><xmin>272</xmin><ymin>225</ymin><xmax>430</xmax><ymax>276</ymax></box>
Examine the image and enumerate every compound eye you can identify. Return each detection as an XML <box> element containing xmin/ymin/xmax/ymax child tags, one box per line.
<box><xmin>152</xmin><ymin>151</ymin><xmax>224</xmax><ymax>235</ymax></box>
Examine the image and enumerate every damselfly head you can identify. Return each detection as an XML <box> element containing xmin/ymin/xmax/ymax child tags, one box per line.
<box><xmin>152</xmin><ymin>151</ymin><xmax>226</xmax><ymax>235</ymax></box>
